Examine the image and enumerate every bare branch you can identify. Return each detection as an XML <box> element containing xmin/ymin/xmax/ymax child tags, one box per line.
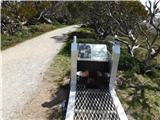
<box><xmin>151</xmin><ymin>46</ymin><xmax>160</xmax><ymax>59</ymax></box>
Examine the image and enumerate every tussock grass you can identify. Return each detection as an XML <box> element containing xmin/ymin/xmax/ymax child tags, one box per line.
<box><xmin>1</xmin><ymin>24</ymin><xmax>66</xmax><ymax>50</ymax></box>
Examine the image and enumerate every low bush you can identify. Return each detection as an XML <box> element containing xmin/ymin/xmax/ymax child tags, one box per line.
<box><xmin>1</xmin><ymin>24</ymin><xmax>64</xmax><ymax>50</ymax></box>
<box><xmin>68</xmin><ymin>28</ymin><xmax>96</xmax><ymax>39</ymax></box>
<box><xmin>28</xmin><ymin>24</ymin><xmax>57</xmax><ymax>33</ymax></box>
<box><xmin>119</xmin><ymin>48</ymin><xmax>140</xmax><ymax>72</ymax></box>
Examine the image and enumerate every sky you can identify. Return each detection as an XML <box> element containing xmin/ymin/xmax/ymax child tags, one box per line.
<box><xmin>140</xmin><ymin>0</ymin><xmax>160</xmax><ymax>17</ymax></box>
<box><xmin>140</xmin><ymin>0</ymin><xmax>160</xmax><ymax>8</ymax></box>
<box><xmin>140</xmin><ymin>0</ymin><xmax>148</xmax><ymax>6</ymax></box>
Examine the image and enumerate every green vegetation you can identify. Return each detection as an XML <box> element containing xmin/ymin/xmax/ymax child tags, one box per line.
<box><xmin>1</xmin><ymin>2</ymin><xmax>76</xmax><ymax>34</ymax></box>
<box><xmin>117</xmin><ymin>47</ymin><xmax>160</xmax><ymax>120</ymax></box>
<box><xmin>1</xmin><ymin>24</ymin><xmax>66</xmax><ymax>50</ymax></box>
<box><xmin>68</xmin><ymin>27</ymin><xmax>96</xmax><ymax>39</ymax></box>
<box><xmin>48</xmin><ymin>43</ymin><xmax>71</xmax><ymax>85</ymax></box>
<box><xmin>43</xmin><ymin>37</ymin><xmax>72</xmax><ymax>120</ymax></box>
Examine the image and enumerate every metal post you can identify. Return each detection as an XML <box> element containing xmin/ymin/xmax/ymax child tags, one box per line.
<box><xmin>65</xmin><ymin>36</ymin><xmax>78</xmax><ymax>120</ymax></box>
<box><xmin>71</xmin><ymin>35</ymin><xmax>78</xmax><ymax>91</ymax></box>
<box><xmin>110</xmin><ymin>40</ymin><xmax>120</xmax><ymax>90</ymax></box>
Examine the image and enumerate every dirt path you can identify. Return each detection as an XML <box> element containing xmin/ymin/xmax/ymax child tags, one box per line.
<box><xmin>13</xmin><ymin>62</ymin><xmax>70</xmax><ymax>120</ymax></box>
<box><xmin>2</xmin><ymin>25</ymin><xmax>79</xmax><ymax>120</ymax></box>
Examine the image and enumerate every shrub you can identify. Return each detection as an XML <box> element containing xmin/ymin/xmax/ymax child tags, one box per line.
<box><xmin>29</xmin><ymin>25</ymin><xmax>39</xmax><ymax>33</ymax></box>
<box><xmin>1</xmin><ymin>24</ymin><xmax>58</xmax><ymax>50</ymax></box>
<box><xmin>119</xmin><ymin>48</ymin><xmax>140</xmax><ymax>73</ymax></box>
<box><xmin>68</xmin><ymin>28</ymin><xmax>96</xmax><ymax>39</ymax></box>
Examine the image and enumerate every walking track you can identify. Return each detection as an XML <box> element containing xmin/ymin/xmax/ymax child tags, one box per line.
<box><xmin>2</xmin><ymin>25</ymin><xmax>79</xmax><ymax>120</ymax></box>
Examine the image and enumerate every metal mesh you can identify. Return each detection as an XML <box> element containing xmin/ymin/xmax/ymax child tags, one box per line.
<box><xmin>73</xmin><ymin>77</ymin><xmax>120</xmax><ymax>120</ymax></box>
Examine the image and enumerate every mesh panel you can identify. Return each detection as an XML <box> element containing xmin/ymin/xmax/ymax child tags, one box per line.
<box><xmin>73</xmin><ymin>77</ymin><xmax>120</xmax><ymax>120</ymax></box>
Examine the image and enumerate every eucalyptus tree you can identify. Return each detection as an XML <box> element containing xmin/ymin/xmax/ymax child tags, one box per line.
<box><xmin>106</xmin><ymin>1</ymin><xmax>148</xmax><ymax>56</ymax></box>
<box><xmin>1</xmin><ymin>1</ymin><xmax>74</xmax><ymax>34</ymax></box>
<box><xmin>139</xmin><ymin>0</ymin><xmax>160</xmax><ymax>65</ymax></box>
<box><xmin>76</xmin><ymin>1</ymin><xmax>147</xmax><ymax>56</ymax></box>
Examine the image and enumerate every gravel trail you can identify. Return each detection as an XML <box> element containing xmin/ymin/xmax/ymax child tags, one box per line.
<box><xmin>2</xmin><ymin>25</ymin><xmax>79</xmax><ymax>120</ymax></box>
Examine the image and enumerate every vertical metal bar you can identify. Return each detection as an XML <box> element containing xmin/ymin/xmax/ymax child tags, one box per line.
<box><xmin>109</xmin><ymin>41</ymin><xmax>120</xmax><ymax>90</ymax></box>
<box><xmin>110</xmin><ymin>40</ymin><xmax>128</xmax><ymax>119</ymax></box>
<box><xmin>65</xmin><ymin>36</ymin><xmax>78</xmax><ymax>120</ymax></box>
<box><xmin>71</xmin><ymin>36</ymin><xmax>78</xmax><ymax>91</ymax></box>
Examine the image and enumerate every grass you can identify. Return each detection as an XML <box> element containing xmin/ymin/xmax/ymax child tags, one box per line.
<box><xmin>68</xmin><ymin>27</ymin><xmax>96</xmax><ymax>39</ymax></box>
<box><xmin>1</xmin><ymin>24</ymin><xmax>67</xmax><ymax>50</ymax></box>
<box><xmin>43</xmin><ymin>40</ymin><xmax>71</xmax><ymax>120</ymax></box>
<box><xmin>116</xmin><ymin>37</ymin><xmax>160</xmax><ymax>119</ymax></box>
<box><xmin>47</xmin><ymin>47</ymin><xmax>71</xmax><ymax>85</ymax></box>
<box><xmin>116</xmin><ymin>70</ymin><xmax>160</xmax><ymax>120</ymax></box>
